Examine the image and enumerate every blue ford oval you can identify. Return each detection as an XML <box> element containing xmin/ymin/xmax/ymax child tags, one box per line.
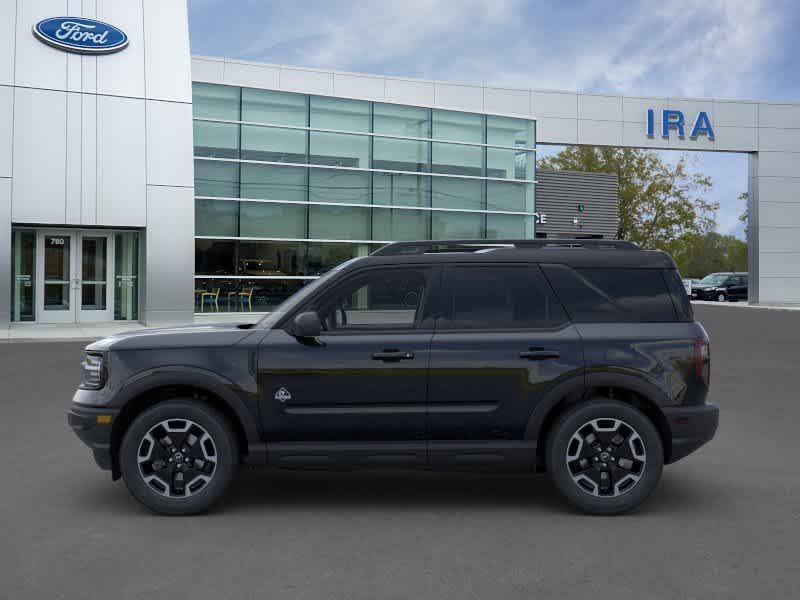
<box><xmin>33</xmin><ymin>17</ymin><xmax>128</xmax><ymax>55</ymax></box>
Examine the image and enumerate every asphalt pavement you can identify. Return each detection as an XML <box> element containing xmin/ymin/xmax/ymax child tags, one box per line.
<box><xmin>1</xmin><ymin>303</ymin><xmax>798</xmax><ymax>599</ymax></box>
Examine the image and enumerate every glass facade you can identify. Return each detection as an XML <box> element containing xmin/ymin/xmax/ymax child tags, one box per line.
<box><xmin>192</xmin><ymin>82</ymin><xmax>536</xmax><ymax>312</ymax></box>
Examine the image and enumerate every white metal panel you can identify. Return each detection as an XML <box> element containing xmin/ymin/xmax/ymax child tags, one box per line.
<box><xmin>756</xmin><ymin>177</ymin><xmax>800</xmax><ymax>206</ymax></box>
<box><xmin>0</xmin><ymin>178</ymin><xmax>10</xmax><ymax>325</ymax></box>
<box><xmin>434</xmin><ymin>82</ymin><xmax>484</xmax><ymax>112</ymax></box>
<box><xmin>758</xmin><ymin>103</ymin><xmax>800</xmax><ymax>129</ymax></box>
<box><xmin>759</xmin><ymin>252</ymin><xmax>800</xmax><ymax>277</ymax></box>
<box><xmin>666</xmin><ymin>98</ymin><xmax>714</xmax><ymax>123</ymax></box>
<box><xmin>0</xmin><ymin>1</ymin><xmax>15</xmax><ymax>86</ymax></box>
<box><xmin>81</xmin><ymin>92</ymin><xmax>97</xmax><ymax>224</ymax></box>
<box><xmin>709</xmin><ymin>126</ymin><xmax>757</xmax><ymax>152</ymax></box>
<box><xmin>483</xmin><ymin>87</ymin><xmax>531</xmax><ymax>117</ymax></box>
<box><xmin>65</xmin><ymin>0</ymin><xmax>80</xmax><ymax>91</ymax></box>
<box><xmin>758</xmin><ymin>127</ymin><xmax>800</xmax><ymax>153</ymax></box>
<box><xmin>621</xmin><ymin>121</ymin><xmax>671</xmax><ymax>149</ymax></box>
<box><xmin>65</xmin><ymin>92</ymin><xmax>82</xmax><ymax>224</ymax></box>
<box><xmin>577</xmin><ymin>119</ymin><xmax>623</xmax><ymax>146</ymax></box>
<box><xmin>146</xmin><ymin>100</ymin><xmax>193</xmax><ymax>187</ymax></box>
<box><xmin>758</xmin><ymin>227</ymin><xmax>800</xmax><ymax>252</ymax></box>
<box><xmin>96</xmin><ymin>0</ymin><xmax>145</xmax><ymax>98</ymax></box>
<box><xmin>713</xmin><ymin>100</ymin><xmax>757</xmax><ymax>128</ymax></box>
<box><xmin>0</xmin><ymin>85</ymin><xmax>12</xmax><ymax>178</ymax></box>
<box><xmin>191</xmin><ymin>57</ymin><xmax>225</xmax><ymax>83</ymax></box>
<box><xmin>333</xmin><ymin>73</ymin><xmax>385</xmax><ymax>101</ymax></box>
<box><xmin>536</xmin><ymin>117</ymin><xmax>577</xmax><ymax>145</ymax></box>
<box><xmin>15</xmin><ymin>0</ymin><xmax>69</xmax><ymax>90</ymax></box>
<box><xmin>224</xmin><ymin>60</ymin><xmax>279</xmax><ymax>89</ymax></box>
<box><xmin>11</xmin><ymin>87</ymin><xmax>66</xmax><ymax>223</ymax></box>
<box><xmin>143</xmin><ymin>0</ymin><xmax>191</xmax><ymax>102</ymax></box>
<box><xmin>279</xmin><ymin>66</ymin><xmax>334</xmax><ymax>95</ymax></box>
<box><xmin>759</xmin><ymin>277</ymin><xmax>800</xmax><ymax>303</ymax></box>
<box><xmin>578</xmin><ymin>94</ymin><xmax>622</xmax><ymax>122</ymax></box>
<box><xmin>622</xmin><ymin>97</ymin><xmax>668</xmax><ymax>124</ymax></box>
<box><xmin>96</xmin><ymin>95</ymin><xmax>146</xmax><ymax>226</ymax></box>
<box><xmin>385</xmin><ymin>77</ymin><xmax>435</xmax><ymax>106</ymax></box>
<box><xmin>532</xmin><ymin>91</ymin><xmax>577</xmax><ymax>119</ymax></box>
<box><xmin>757</xmin><ymin>152</ymin><xmax>800</xmax><ymax>178</ymax></box>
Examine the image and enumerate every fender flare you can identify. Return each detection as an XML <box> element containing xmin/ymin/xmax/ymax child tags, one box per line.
<box><xmin>524</xmin><ymin>373</ymin><xmax>586</xmax><ymax>441</ymax></box>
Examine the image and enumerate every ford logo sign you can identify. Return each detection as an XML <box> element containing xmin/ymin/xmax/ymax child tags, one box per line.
<box><xmin>33</xmin><ymin>17</ymin><xmax>128</xmax><ymax>55</ymax></box>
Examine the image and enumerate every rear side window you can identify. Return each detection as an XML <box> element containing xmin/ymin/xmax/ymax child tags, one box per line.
<box><xmin>439</xmin><ymin>265</ymin><xmax>568</xmax><ymax>330</ymax></box>
<box><xmin>661</xmin><ymin>269</ymin><xmax>694</xmax><ymax>322</ymax></box>
<box><xmin>542</xmin><ymin>265</ymin><xmax>680</xmax><ymax>322</ymax></box>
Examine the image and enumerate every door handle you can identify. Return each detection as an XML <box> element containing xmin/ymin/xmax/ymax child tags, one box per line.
<box><xmin>519</xmin><ymin>348</ymin><xmax>560</xmax><ymax>360</ymax></box>
<box><xmin>372</xmin><ymin>350</ymin><xmax>415</xmax><ymax>362</ymax></box>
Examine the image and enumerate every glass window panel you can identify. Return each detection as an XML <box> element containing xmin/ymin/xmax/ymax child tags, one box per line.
<box><xmin>373</xmin><ymin>137</ymin><xmax>428</xmax><ymax>172</ymax></box>
<box><xmin>432</xmin><ymin>110</ymin><xmax>483</xmax><ymax>143</ymax></box>
<box><xmin>80</xmin><ymin>237</ymin><xmax>107</xmax><ymax>312</ymax></box>
<box><xmin>241</xmin><ymin>163</ymin><xmax>306</xmax><ymax>201</ymax></box>
<box><xmin>44</xmin><ymin>235</ymin><xmax>71</xmax><ymax>311</ymax></box>
<box><xmin>196</xmin><ymin>199</ymin><xmax>238</xmax><ymax>237</ymax></box>
<box><xmin>238</xmin><ymin>241</ymin><xmax>304</xmax><ymax>276</ymax></box>
<box><xmin>431</xmin><ymin>142</ymin><xmax>483</xmax><ymax>176</ymax></box>
<box><xmin>194</xmin><ymin>277</ymin><xmax>236</xmax><ymax>313</ymax></box>
<box><xmin>309</xmin><ymin>131</ymin><xmax>369</xmax><ymax>168</ymax></box>
<box><xmin>11</xmin><ymin>230</ymin><xmax>35</xmax><ymax>322</ymax></box>
<box><xmin>486</xmin><ymin>116</ymin><xmax>534</xmax><ymax>148</ymax></box>
<box><xmin>192</xmin><ymin>83</ymin><xmax>240</xmax><ymax>120</ymax></box>
<box><xmin>307</xmin><ymin>243</ymin><xmax>370</xmax><ymax>276</ymax></box>
<box><xmin>310</xmin><ymin>96</ymin><xmax>369</xmax><ymax>132</ymax></box>
<box><xmin>432</xmin><ymin>211</ymin><xmax>483</xmax><ymax>238</ymax></box>
<box><xmin>373</xmin><ymin>173</ymin><xmax>429</xmax><ymax>207</ymax></box>
<box><xmin>195</xmin><ymin>240</ymin><xmax>236</xmax><ymax>275</ymax></box>
<box><xmin>193</xmin><ymin>121</ymin><xmax>239</xmax><ymax>158</ymax></box>
<box><xmin>239</xmin><ymin>202</ymin><xmax>307</xmax><ymax>238</ymax></box>
<box><xmin>309</xmin><ymin>168</ymin><xmax>370</xmax><ymax>204</ymax></box>
<box><xmin>486</xmin><ymin>214</ymin><xmax>531</xmax><ymax>239</ymax></box>
<box><xmin>241</xmin><ymin>125</ymin><xmax>306</xmax><ymax>163</ymax></box>
<box><xmin>431</xmin><ymin>177</ymin><xmax>483</xmax><ymax>210</ymax></box>
<box><xmin>309</xmin><ymin>205</ymin><xmax>370</xmax><ymax>240</ymax></box>
<box><xmin>374</xmin><ymin>103</ymin><xmax>429</xmax><ymax>137</ymax></box>
<box><xmin>486</xmin><ymin>181</ymin><xmax>534</xmax><ymax>212</ymax></box>
<box><xmin>194</xmin><ymin>160</ymin><xmax>239</xmax><ymax>198</ymax></box>
<box><xmin>372</xmin><ymin>208</ymin><xmax>429</xmax><ymax>241</ymax></box>
<box><xmin>241</xmin><ymin>88</ymin><xmax>307</xmax><ymax>126</ymax></box>
<box><xmin>486</xmin><ymin>149</ymin><xmax>533</xmax><ymax>180</ymax></box>
<box><xmin>250</xmin><ymin>279</ymin><xmax>307</xmax><ymax>311</ymax></box>
<box><xmin>114</xmin><ymin>232</ymin><xmax>139</xmax><ymax>321</ymax></box>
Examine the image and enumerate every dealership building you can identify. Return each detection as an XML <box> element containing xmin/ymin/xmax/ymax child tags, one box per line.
<box><xmin>1</xmin><ymin>1</ymin><xmax>799</xmax><ymax>329</ymax></box>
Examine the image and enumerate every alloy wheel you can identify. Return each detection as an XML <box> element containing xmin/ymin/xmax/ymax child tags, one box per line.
<box><xmin>137</xmin><ymin>418</ymin><xmax>217</xmax><ymax>498</ymax></box>
<box><xmin>565</xmin><ymin>418</ymin><xmax>646</xmax><ymax>498</ymax></box>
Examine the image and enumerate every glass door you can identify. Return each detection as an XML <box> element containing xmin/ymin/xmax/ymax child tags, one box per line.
<box><xmin>37</xmin><ymin>232</ymin><xmax>76</xmax><ymax>323</ymax></box>
<box><xmin>79</xmin><ymin>233</ymin><xmax>113</xmax><ymax>322</ymax></box>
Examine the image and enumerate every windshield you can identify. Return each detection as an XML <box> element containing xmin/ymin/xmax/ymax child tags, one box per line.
<box><xmin>256</xmin><ymin>257</ymin><xmax>365</xmax><ymax>329</ymax></box>
<box><xmin>698</xmin><ymin>274</ymin><xmax>728</xmax><ymax>286</ymax></box>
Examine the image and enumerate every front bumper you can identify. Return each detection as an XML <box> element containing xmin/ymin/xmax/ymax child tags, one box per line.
<box><xmin>663</xmin><ymin>403</ymin><xmax>719</xmax><ymax>463</ymax></box>
<box><xmin>67</xmin><ymin>404</ymin><xmax>119</xmax><ymax>471</ymax></box>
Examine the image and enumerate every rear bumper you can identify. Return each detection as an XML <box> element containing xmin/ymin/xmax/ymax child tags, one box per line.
<box><xmin>663</xmin><ymin>403</ymin><xmax>719</xmax><ymax>463</ymax></box>
<box><xmin>67</xmin><ymin>404</ymin><xmax>119</xmax><ymax>471</ymax></box>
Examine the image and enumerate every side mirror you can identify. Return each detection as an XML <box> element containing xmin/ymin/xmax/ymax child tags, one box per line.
<box><xmin>290</xmin><ymin>311</ymin><xmax>322</xmax><ymax>339</ymax></box>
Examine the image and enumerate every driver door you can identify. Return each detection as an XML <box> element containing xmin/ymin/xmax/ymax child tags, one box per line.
<box><xmin>258</xmin><ymin>265</ymin><xmax>437</xmax><ymax>464</ymax></box>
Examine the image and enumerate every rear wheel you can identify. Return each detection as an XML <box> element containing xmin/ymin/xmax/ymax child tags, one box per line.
<box><xmin>546</xmin><ymin>399</ymin><xmax>663</xmax><ymax>515</ymax></box>
<box><xmin>119</xmin><ymin>400</ymin><xmax>239</xmax><ymax>515</ymax></box>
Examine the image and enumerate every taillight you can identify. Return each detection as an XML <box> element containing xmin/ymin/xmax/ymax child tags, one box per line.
<box><xmin>694</xmin><ymin>338</ymin><xmax>710</xmax><ymax>387</ymax></box>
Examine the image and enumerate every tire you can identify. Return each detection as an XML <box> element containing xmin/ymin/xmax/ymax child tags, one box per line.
<box><xmin>717</xmin><ymin>293</ymin><xmax>726</xmax><ymax>302</ymax></box>
<box><xmin>119</xmin><ymin>399</ymin><xmax>239</xmax><ymax>515</ymax></box>
<box><xmin>545</xmin><ymin>399</ymin><xmax>664</xmax><ymax>515</ymax></box>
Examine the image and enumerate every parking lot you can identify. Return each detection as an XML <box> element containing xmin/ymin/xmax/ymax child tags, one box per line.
<box><xmin>1</xmin><ymin>303</ymin><xmax>799</xmax><ymax>599</ymax></box>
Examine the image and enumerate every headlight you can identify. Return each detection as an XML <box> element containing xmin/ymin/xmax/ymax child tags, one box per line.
<box><xmin>80</xmin><ymin>352</ymin><xmax>107</xmax><ymax>390</ymax></box>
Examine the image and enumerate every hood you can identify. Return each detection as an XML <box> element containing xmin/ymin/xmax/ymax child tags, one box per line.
<box><xmin>86</xmin><ymin>322</ymin><xmax>259</xmax><ymax>352</ymax></box>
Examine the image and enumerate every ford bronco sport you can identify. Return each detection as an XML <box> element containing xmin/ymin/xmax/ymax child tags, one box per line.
<box><xmin>68</xmin><ymin>239</ymin><xmax>718</xmax><ymax>515</ymax></box>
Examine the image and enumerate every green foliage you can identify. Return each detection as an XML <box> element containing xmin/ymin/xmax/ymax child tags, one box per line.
<box><xmin>538</xmin><ymin>146</ymin><xmax>718</xmax><ymax>247</ymax></box>
<box><xmin>665</xmin><ymin>232</ymin><xmax>748</xmax><ymax>278</ymax></box>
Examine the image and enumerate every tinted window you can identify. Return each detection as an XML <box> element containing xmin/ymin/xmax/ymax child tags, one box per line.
<box><xmin>315</xmin><ymin>268</ymin><xmax>428</xmax><ymax>331</ymax></box>
<box><xmin>542</xmin><ymin>265</ymin><xmax>678</xmax><ymax>322</ymax></box>
<box><xmin>440</xmin><ymin>265</ymin><xmax>567</xmax><ymax>330</ymax></box>
<box><xmin>661</xmin><ymin>269</ymin><xmax>694</xmax><ymax>322</ymax></box>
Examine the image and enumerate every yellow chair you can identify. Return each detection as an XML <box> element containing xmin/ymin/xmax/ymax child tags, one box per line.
<box><xmin>200</xmin><ymin>288</ymin><xmax>220</xmax><ymax>312</ymax></box>
<box><xmin>238</xmin><ymin>287</ymin><xmax>254</xmax><ymax>312</ymax></box>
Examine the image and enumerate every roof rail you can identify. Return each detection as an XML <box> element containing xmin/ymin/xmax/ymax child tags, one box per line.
<box><xmin>371</xmin><ymin>239</ymin><xmax>640</xmax><ymax>256</ymax></box>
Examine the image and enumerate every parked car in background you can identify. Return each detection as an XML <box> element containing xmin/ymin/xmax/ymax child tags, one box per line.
<box><xmin>682</xmin><ymin>278</ymin><xmax>698</xmax><ymax>295</ymax></box>
<box><xmin>691</xmin><ymin>272</ymin><xmax>748</xmax><ymax>302</ymax></box>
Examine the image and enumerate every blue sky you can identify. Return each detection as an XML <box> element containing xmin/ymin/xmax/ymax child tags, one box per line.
<box><xmin>188</xmin><ymin>0</ymin><xmax>800</xmax><ymax>239</ymax></box>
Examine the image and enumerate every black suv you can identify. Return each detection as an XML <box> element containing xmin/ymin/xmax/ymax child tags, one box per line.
<box><xmin>68</xmin><ymin>239</ymin><xmax>718</xmax><ymax>516</ymax></box>
<box><xmin>691</xmin><ymin>272</ymin><xmax>748</xmax><ymax>302</ymax></box>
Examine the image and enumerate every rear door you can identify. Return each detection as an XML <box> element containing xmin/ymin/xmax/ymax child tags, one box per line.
<box><xmin>426</xmin><ymin>263</ymin><xmax>584</xmax><ymax>467</ymax></box>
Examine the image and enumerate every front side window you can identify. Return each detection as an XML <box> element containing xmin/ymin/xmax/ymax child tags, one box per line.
<box><xmin>314</xmin><ymin>268</ymin><xmax>429</xmax><ymax>331</ymax></box>
<box><xmin>440</xmin><ymin>265</ymin><xmax>567</xmax><ymax>330</ymax></box>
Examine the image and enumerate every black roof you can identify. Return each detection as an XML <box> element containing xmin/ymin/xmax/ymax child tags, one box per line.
<box><xmin>358</xmin><ymin>239</ymin><xmax>676</xmax><ymax>269</ymax></box>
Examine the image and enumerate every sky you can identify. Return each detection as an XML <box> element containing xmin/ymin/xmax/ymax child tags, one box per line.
<box><xmin>188</xmin><ymin>0</ymin><xmax>800</xmax><ymax>239</ymax></box>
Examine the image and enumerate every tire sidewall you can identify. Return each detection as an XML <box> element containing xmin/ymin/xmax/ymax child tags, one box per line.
<box><xmin>546</xmin><ymin>399</ymin><xmax>664</xmax><ymax>515</ymax></box>
<box><xmin>119</xmin><ymin>399</ymin><xmax>239</xmax><ymax>515</ymax></box>
<box><xmin>717</xmin><ymin>293</ymin><xmax>726</xmax><ymax>302</ymax></box>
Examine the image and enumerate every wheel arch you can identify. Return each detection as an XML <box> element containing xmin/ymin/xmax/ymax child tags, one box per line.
<box><xmin>109</xmin><ymin>368</ymin><xmax>266</xmax><ymax>480</ymax></box>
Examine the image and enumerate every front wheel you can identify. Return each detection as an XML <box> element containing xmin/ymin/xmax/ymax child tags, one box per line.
<box><xmin>119</xmin><ymin>400</ymin><xmax>239</xmax><ymax>515</ymax></box>
<box><xmin>717</xmin><ymin>293</ymin><xmax>727</xmax><ymax>302</ymax></box>
<box><xmin>546</xmin><ymin>399</ymin><xmax>663</xmax><ymax>515</ymax></box>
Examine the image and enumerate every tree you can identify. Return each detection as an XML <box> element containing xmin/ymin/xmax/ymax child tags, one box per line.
<box><xmin>538</xmin><ymin>146</ymin><xmax>718</xmax><ymax>249</ymax></box>
<box><xmin>665</xmin><ymin>232</ymin><xmax>748</xmax><ymax>278</ymax></box>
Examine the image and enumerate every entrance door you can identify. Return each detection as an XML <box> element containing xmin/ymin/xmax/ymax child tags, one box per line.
<box><xmin>36</xmin><ymin>231</ymin><xmax>114</xmax><ymax>323</ymax></box>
